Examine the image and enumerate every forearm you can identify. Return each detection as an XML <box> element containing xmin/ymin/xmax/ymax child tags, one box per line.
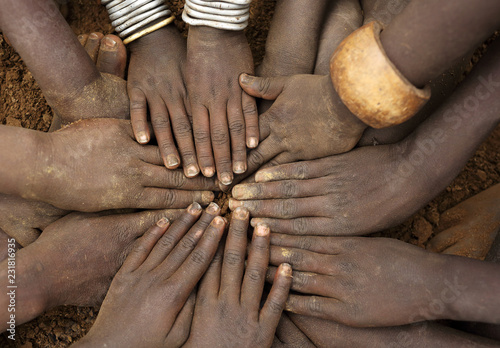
<box><xmin>0</xmin><ymin>126</ymin><xmax>47</xmax><ymax>198</ymax></box>
<box><xmin>0</xmin><ymin>0</ymin><xmax>99</xmax><ymax>103</ymax></box>
<box><xmin>380</xmin><ymin>0</ymin><xmax>500</xmax><ymax>87</ymax></box>
<box><xmin>259</xmin><ymin>0</ymin><xmax>329</xmax><ymax>76</ymax></box>
<box><xmin>0</xmin><ymin>246</ymin><xmax>50</xmax><ymax>332</ymax></box>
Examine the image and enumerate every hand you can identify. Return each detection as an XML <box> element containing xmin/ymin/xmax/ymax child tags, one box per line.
<box><xmin>271</xmin><ymin>313</ymin><xmax>315</xmax><ymax>348</ymax></box>
<box><xmin>427</xmin><ymin>184</ymin><xmax>500</xmax><ymax>259</ymax></box>
<box><xmin>128</xmin><ymin>26</ymin><xmax>200</xmax><ymax>177</ymax></box>
<box><xmin>185</xmin><ymin>209</ymin><xmax>292</xmax><ymax>348</ymax></box>
<box><xmin>28</xmin><ymin>118</ymin><xmax>216</xmax><ymax>212</ymax></box>
<box><xmin>75</xmin><ymin>204</ymin><xmax>225</xmax><ymax>348</ymax></box>
<box><xmin>267</xmin><ymin>234</ymin><xmax>462</xmax><ymax>327</ymax></box>
<box><xmin>0</xmin><ymin>194</ymin><xmax>69</xmax><ymax>247</ymax></box>
<box><xmin>185</xmin><ymin>27</ymin><xmax>258</xmax><ymax>185</ymax></box>
<box><xmin>230</xmin><ymin>145</ymin><xmax>409</xmax><ymax>236</ymax></box>
<box><xmin>225</xmin><ymin>73</ymin><xmax>366</xmax><ymax>191</ymax></box>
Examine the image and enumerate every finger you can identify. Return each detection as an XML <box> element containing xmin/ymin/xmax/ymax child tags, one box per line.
<box><xmin>229</xmin><ymin>197</ymin><xmax>327</xmax><ymax>219</ymax></box>
<box><xmin>158</xmin><ymin>202</ymin><xmax>221</xmax><ymax>276</ymax></box>
<box><xmin>285</xmin><ymin>294</ymin><xmax>338</xmax><ymax>321</ymax></box>
<box><xmin>141</xmin><ymin>203</ymin><xmax>203</xmax><ymax>270</ymax></box>
<box><xmin>241</xmin><ymin>224</ymin><xmax>271</xmax><ymax>313</ymax></box>
<box><xmin>227</xmin><ymin>98</ymin><xmax>247</xmax><ymax>175</ymax></box>
<box><xmin>137</xmin><ymin>187</ymin><xmax>214</xmax><ymax>209</ymax></box>
<box><xmin>97</xmin><ymin>35</ymin><xmax>127</xmax><ymax>79</ymax></box>
<box><xmin>265</xmin><ymin>268</ymin><xmax>334</xmax><ymax>298</ymax></box>
<box><xmin>142</xmin><ymin>164</ymin><xmax>218</xmax><ymax>191</ymax></box>
<box><xmin>170</xmin><ymin>216</ymin><xmax>226</xmax><ymax>295</ymax></box>
<box><xmin>198</xmin><ymin>239</ymin><xmax>224</xmax><ymax>299</ymax></box>
<box><xmin>260</xmin><ymin>263</ymin><xmax>293</xmax><ymax>333</ymax></box>
<box><xmin>220</xmin><ymin>207</ymin><xmax>250</xmax><ymax>300</ymax></box>
<box><xmin>129</xmin><ymin>87</ymin><xmax>150</xmax><ymax>144</ymax></box>
<box><xmin>84</xmin><ymin>32</ymin><xmax>104</xmax><ymax>62</ymax></box>
<box><xmin>250</xmin><ymin>217</ymin><xmax>332</xmax><ymax>236</ymax></box>
<box><xmin>269</xmin><ymin>246</ymin><xmax>335</xmax><ymax>275</ymax></box>
<box><xmin>120</xmin><ymin>217</ymin><xmax>171</xmax><ymax>272</ymax></box>
<box><xmin>164</xmin><ymin>290</ymin><xmax>196</xmax><ymax>348</ymax></box>
<box><xmin>148</xmin><ymin>96</ymin><xmax>181</xmax><ymax>170</ymax></box>
<box><xmin>232</xmin><ymin>177</ymin><xmax>328</xmax><ymax>201</ymax></box>
<box><xmin>210</xmin><ymin>106</ymin><xmax>233</xmax><ymax>186</ymax></box>
<box><xmin>77</xmin><ymin>34</ymin><xmax>89</xmax><ymax>46</ymax></box>
<box><xmin>167</xmin><ymin>97</ymin><xmax>200</xmax><ymax>178</ymax></box>
<box><xmin>245</xmin><ymin>137</ymin><xmax>282</xmax><ymax>180</ymax></box>
<box><xmin>254</xmin><ymin>159</ymin><xmax>331</xmax><ymax>183</ymax></box>
<box><xmin>269</xmin><ymin>234</ymin><xmax>345</xmax><ymax>254</ymax></box>
<box><xmin>239</xmin><ymin>73</ymin><xmax>288</xmax><ymax>100</ymax></box>
<box><xmin>192</xmin><ymin>105</ymin><xmax>215</xmax><ymax>178</ymax></box>
<box><xmin>242</xmin><ymin>91</ymin><xmax>259</xmax><ymax>149</ymax></box>
<box><xmin>274</xmin><ymin>312</ymin><xmax>314</xmax><ymax>347</ymax></box>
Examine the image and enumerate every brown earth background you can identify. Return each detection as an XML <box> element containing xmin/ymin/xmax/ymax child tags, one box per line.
<box><xmin>0</xmin><ymin>0</ymin><xmax>499</xmax><ymax>346</ymax></box>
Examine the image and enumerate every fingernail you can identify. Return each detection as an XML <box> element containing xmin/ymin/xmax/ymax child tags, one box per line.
<box><xmin>166</xmin><ymin>155</ymin><xmax>179</xmax><ymax>168</ymax></box>
<box><xmin>202</xmin><ymin>167</ymin><xmax>215</xmax><ymax>177</ymax></box>
<box><xmin>280</xmin><ymin>263</ymin><xmax>292</xmax><ymax>277</ymax></box>
<box><xmin>212</xmin><ymin>216</ymin><xmax>224</xmax><ymax>226</ymax></box>
<box><xmin>240</xmin><ymin>73</ymin><xmax>252</xmax><ymax>85</ymax></box>
<box><xmin>207</xmin><ymin>202</ymin><xmax>220</xmax><ymax>214</ymax></box>
<box><xmin>232</xmin><ymin>185</ymin><xmax>252</xmax><ymax>200</ymax></box>
<box><xmin>202</xmin><ymin>191</ymin><xmax>215</xmax><ymax>203</ymax></box>
<box><xmin>228</xmin><ymin>198</ymin><xmax>242</xmax><ymax>210</ymax></box>
<box><xmin>186</xmin><ymin>165</ymin><xmax>199</xmax><ymax>177</ymax></box>
<box><xmin>78</xmin><ymin>35</ymin><xmax>85</xmax><ymax>42</ymax></box>
<box><xmin>222</xmin><ymin>217</ymin><xmax>229</xmax><ymax>224</ymax></box>
<box><xmin>220</xmin><ymin>172</ymin><xmax>233</xmax><ymax>186</ymax></box>
<box><xmin>102</xmin><ymin>36</ymin><xmax>117</xmax><ymax>49</ymax></box>
<box><xmin>89</xmin><ymin>32</ymin><xmax>99</xmax><ymax>40</ymax></box>
<box><xmin>137</xmin><ymin>131</ymin><xmax>148</xmax><ymax>144</ymax></box>
<box><xmin>233</xmin><ymin>161</ymin><xmax>246</xmax><ymax>174</ymax></box>
<box><xmin>247</xmin><ymin>137</ymin><xmax>258</xmax><ymax>148</ymax></box>
<box><xmin>233</xmin><ymin>207</ymin><xmax>249</xmax><ymax>220</ymax></box>
<box><xmin>188</xmin><ymin>202</ymin><xmax>202</xmax><ymax>214</ymax></box>
<box><xmin>255</xmin><ymin>223</ymin><xmax>270</xmax><ymax>237</ymax></box>
<box><xmin>250</xmin><ymin>218</ymin><xmax>261</xmax><ymax>227</ymax></box>
<box><xmin>157</xmin><ymin>218</ymin><xmax>170</xmax><ymax>228</ymax></box>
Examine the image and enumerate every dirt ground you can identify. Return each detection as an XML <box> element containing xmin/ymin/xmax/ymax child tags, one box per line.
<box><xmin>0</xmin><ymin>0</ymin><xmax>499</xmax><ymax>347</ymax></box>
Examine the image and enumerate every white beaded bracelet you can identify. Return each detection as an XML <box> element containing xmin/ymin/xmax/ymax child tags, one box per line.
<box><xmin>183</xmin><ymin>0</ymin><xmax>252</xmax><ymax>31</ymax></box>
<box><xmin>101</xmin><ymin>0</ymin><xmax>173</xmax><ymax>41</ymax></box>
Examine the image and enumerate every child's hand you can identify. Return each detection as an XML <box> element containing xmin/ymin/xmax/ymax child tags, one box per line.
<box><xmin>185</xmin><ymin>208</ymin><xmax>292</xmax><ymax>348</ymax></box>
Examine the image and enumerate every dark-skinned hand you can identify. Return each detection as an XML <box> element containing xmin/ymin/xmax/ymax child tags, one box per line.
<box><xmin>219</xmin><ymin>73</ymin><xmax>366</xmax><ymax>191</ymax></box>
<box><xmin>27</xmin><ymin>118</ymin><xmax>216</xmax><ymax>212</ymax></box>
<box><xmin>184</xmin><ymin>209</ymin><xmax>292</xmax><ymax>348</ymax></box>
<box><xmin>185</xmin><ymin>27</ymin><xmax>259</xmax><ymax>185</ymax></box>
<box><xmin>74</xmin><ymin>204</ymin><xmax>225</xmax><ymax>348</ymax></box>
<box><xmin>128</xmin><ymin>26</ymin><xmax>200</xmax><ymax>177</ymax></box>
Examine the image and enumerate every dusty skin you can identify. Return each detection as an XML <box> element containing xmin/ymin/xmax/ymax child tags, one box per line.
<box><xmin>184</xmin><ymin>209</ymin><xmax>292</xmax><ymax>348</ymax></box>
<box><xmin>185</xmin><ymin>26</ymin><xmax>258</xmax><ymax>184</ymax></box>
<box><xmin>427</xmin><ymin>183</ymin><xmax>500</xmax><ymax>259</ymax></box>
<box><xmin>266</xmin><ymin>234</ymin><xmax>500</xmax><ymax>327</ymax></box>
<box><xmin>127</xmin><ymin>25</ymin><xmax>199</xmax><ymax>176</ymax></box>
<box><xmin>74</xmin><ymin>204</ymin><xmax>225</xmax><ymax>348</ymax></box>
<box><xmin>27</xmin><ymin>118</ymin><xmax>217</xmax><ymax>212</ymax></box>
<box><xmin>0</xmin><ymin>206</ymin><xmax>190</xmax><ymax>332</ymax></box>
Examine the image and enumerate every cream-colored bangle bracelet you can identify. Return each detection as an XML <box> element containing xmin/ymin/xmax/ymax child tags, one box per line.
<box><xmin>123</xmin><ymin>15</ymin><xmax>175</xmax><ymax>45</ymax></box>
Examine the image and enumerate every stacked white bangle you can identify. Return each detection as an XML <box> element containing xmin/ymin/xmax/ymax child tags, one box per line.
<box><xmin>101</xmin><ymin>0</ymin><xmax>172</xmax><ymax>39</ymax></box>
<box><xmin>182</xmin><ymin>0</ymin><xmax>252</xmax><ymax>31</ymax></box>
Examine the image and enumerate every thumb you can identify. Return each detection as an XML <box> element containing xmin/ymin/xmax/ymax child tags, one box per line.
<box><xmin>239</xmin><ymin>73</ymin><xmax>287</xmax><ymax>100</ymax></box>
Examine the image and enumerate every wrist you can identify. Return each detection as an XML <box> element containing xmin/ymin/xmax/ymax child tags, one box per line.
<box><xmin>188</xmin><ymin>25</ymin><xmax>245</xmax><ymax>43</ymax></box>
<box><xmin>128</xmin><ymin>25</ymin><xmax>178</xmax><ymax>53</ymax></box>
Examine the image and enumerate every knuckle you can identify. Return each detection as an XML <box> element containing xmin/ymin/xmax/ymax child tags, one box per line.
<box><xmin>181</xmin><ymin>235</ymin><xmax>198</xmax><ymax>250</ymax></box>
<box><xmin>158</xmin><ymin>233</ymin><xmax>176</xmax><ymax>250</ymax></box>
<box><xmin>228</xmin><ymin>120</ymin><xmax>245</xmax><ymax>136</ymax></box>
<box><xmin>246</xmin><ymin>268</ymin><xmax>263</xmax><ymax>283</ymax></box>
<box><xmin>191</xmin><ymin>250</ymin><xmax>208</xmax><ymax>265</ymax></box>
<box><xmin>161</xmin><ymin>190</ymin><xmax>176</xmax><ymax>208</ymax></box>
<box><xmin>280</xmin><ymin>181</ymin><xmax>298</xmax><ymax>198</ymax></box>
<box><xmin>277</xmin><ymin>200</ymin><xmax>297</xmax><ymax>218</ymax></box>
<box><xmin>295</xmin><ymin>163</ymin><xmax>309</xmax><ymax>179</ymax></box>
<box><xmin>307</xmin><ymin>297</ymin><xmax>322</xmax><ymax>313</ymax></box>
<box><xmin>292</xmin><ymin>218</ymin><xmax>309</xmax><ymax>236</ymax></box>
<box><xmin>224</xmin><ymin>250</ymin><xmax>242</xmax><ymax>266</ymax></box>
<box><xmin>267</xmin><ymin>299</ymin><xmax>284</xmax><ymax>314</ymax></box>
<box><xmin>211</xmin><ymin>126</ymin><xmax>229</xmax><ymax>146</ymax></box>
<box><xmin>242</xmin><ymin>101</ymin><xmax>258</xmax><ymax>116</ymax></box>
<box><xmin>151</xmin><ymin>115</ymin><xmax>171</xmax><ymax>130</ymax></box>
<box><xmin>193</xmin><ymin>130</ymin><xmax>211</xmax><ymax>144</ymax></box>
<box><xmin>130</xmin><ymin>99</ymin><xmax>147</xmax><ymax>111</ymax></box>
<box><xmin>297</xmin><ymin>235</ymin><xmax>313</xmax><ymax>250</ymax></box>
<box><xmin>287</xmin><ymin>250</ymin><xmax>303</xmax><ymax>265</ymax></box>
<box><xmin>173</xmin><ymin>118</ymin><xmax>193</xmax><ymax>137</ymax></box>
<box><xmin>258</xmin><ymin>78</ymin><xmax>272</xmax><ymax>95</ymax></box>
<box><xmin>168</xmin><ymin>170</ymin><xmax>187</xmax><ymax>189</ymax></box>
<box><xmin>247</xmin><ymin>149</ymin><xmax>265</xmax><ymax>168</ymax></box>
